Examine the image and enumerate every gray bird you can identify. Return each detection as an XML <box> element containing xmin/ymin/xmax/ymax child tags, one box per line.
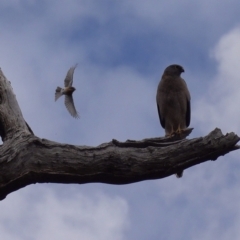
<box><xmin>156</xmin><ymin>64</ymin><xmax>191</xmax><ymax>178</ymax></box>
<box><xmin>55</xmin><ymin>64</ymin><xmax>80</xmax><ymax>118</ymax></box>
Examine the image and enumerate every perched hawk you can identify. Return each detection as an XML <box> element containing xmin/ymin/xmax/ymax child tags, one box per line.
<box><xmin>55</xmin><ymin>64</ymin><xmax>80</xmax><ymax>119</ymax></box>
<box><xmin>156</xmin><ymin>64</ymin><xmax>191</xmax><ymax>177</ymax></box>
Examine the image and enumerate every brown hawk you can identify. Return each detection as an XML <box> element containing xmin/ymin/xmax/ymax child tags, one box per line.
<box><xmin>156</xmin><ymin>64</ymin><xmax>191</xmax><ymax>177</ymax></box>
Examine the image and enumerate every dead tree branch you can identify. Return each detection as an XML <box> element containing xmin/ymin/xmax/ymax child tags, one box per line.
<box><xmin>0</xmin><ymin>69</ymin><xmax>239</xmax><ymax>200</ymax></box>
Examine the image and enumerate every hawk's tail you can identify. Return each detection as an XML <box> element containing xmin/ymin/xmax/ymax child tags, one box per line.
<box><xmin>175</xmin><ymin>170</ymin><xmax>183</xmax><ymax>178</ymax></box>
<box><xmin>55</xmin><ymin>87</ymin><xmax>63</xmax><ymax>101</ymax></box>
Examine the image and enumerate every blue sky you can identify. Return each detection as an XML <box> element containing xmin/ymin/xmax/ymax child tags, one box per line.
<box><xmin>1</xmin><ymin>1</ymin><xmax>240</xmax><ymax>239</ymax></box>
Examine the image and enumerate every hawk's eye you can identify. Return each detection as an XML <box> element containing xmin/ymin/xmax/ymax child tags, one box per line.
<box><xmin>175</xmin><ymin>65</ymin><xmax>182</xmax><ymax>71</ymax></box>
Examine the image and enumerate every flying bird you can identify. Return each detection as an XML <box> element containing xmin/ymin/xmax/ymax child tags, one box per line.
<box><xmin>55</xmin><ymin>64</ymin><xmax>80</xmax><ymax>118</ymax></box>
<box><xmin>156</xmin><ymin>64</ymin><xmax>191</xmax><ymax>178</ymax></box>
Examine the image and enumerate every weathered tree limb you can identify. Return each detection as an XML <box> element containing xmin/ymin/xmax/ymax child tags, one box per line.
<box><xmin>0</xmin><ymin>69</ymin><xmax>33</xmax><ymax>142</ymax></box>
<box><xmin>0</xmin><ymin>69</ymin><xmax>239</xmax><ymax>201</ymax></box>
<box><xmin>112</xmin><ymin>127</ymin><xmax>194</xmax><ymax>148</ymax></box>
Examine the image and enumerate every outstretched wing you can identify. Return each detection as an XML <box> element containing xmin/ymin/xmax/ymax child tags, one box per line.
<box><xmin>64</xmin><ymin>95</ymin><xmax>80</xmax><ymax>118</ymax></box>
<box><xmin>64</xmin><ymin>63</ymin><xmax>78</xmax><ymax>87</ymax></box>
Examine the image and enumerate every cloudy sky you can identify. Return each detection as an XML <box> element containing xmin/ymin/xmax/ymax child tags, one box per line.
<box><xmin>1</xmin><ymin>0</ymin><xmax>240</xmax><ymax>239</ymax></box>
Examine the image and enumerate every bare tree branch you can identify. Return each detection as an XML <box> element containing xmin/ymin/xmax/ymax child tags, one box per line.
<box><xmin>0</xmin><ymin>69</ymin><xmax>239</xmax><ymax>201</ymax></box>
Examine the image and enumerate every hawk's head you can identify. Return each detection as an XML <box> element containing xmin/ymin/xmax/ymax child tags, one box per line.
<box><xmin>164</xmin><ymin>64</ymin><xmax>184</xmax><ymax>76</ymax></box>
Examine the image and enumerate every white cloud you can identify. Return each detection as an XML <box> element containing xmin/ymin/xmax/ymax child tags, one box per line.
<box><xmin>194</xmin><ymin>27</ymin><xmax>240</xmax><ymax>134</ymax></box>
<box><xmin>0</xmin><ymin>187</ymin><xmax>129</xmax><ymax>240</ymax></box>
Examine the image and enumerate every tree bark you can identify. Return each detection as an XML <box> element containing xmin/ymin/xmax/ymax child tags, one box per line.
<box><xmin>0</xmin><ymin>69</ymin><xmax>239</xmax><ymax>200</ymax></box>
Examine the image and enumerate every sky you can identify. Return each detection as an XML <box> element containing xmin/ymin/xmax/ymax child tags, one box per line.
<box><xmin>1</xmin><ymin>0</ymin><xmax>240</xmax><ymax>239</ymax></box>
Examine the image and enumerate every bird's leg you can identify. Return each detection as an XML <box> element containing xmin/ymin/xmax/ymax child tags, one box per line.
<box><xmin>166</xmin><ymin>125</ymin><xmax>175</xmax><ymax>137</ymax></box>
<box><xmin>176</xmin><ymin>124</ymin><xmax>183</xmax><ymax>135</ymax></box>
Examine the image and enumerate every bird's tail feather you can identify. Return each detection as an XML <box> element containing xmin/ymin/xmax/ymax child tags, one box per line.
<box><xmin>55</xmin><ymin>87</ymin><xmax>63</xmax><ymax>101</ymax></box>
<box><xmin>175</xmin><ymin>170</ymin><xmax>183</xmax><ymax>178</ymax></box>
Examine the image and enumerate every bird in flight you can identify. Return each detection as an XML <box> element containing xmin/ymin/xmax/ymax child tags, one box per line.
<box><xmin>55</xmin><ymin>64</ymin><xmax>80</xmax><ymax>118</ymax></box>
<box><xmin>156</xmin><ymin>64</ymin><xmax>191</xmax><ymax>177</ymax></box>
